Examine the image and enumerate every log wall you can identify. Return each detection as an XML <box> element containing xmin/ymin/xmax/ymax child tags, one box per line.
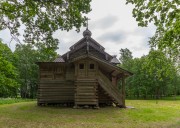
<box><xmin>38</xmin><ymin>80</ymin><xmax>75</xmax><ymax>105</ymax></box>
<box><xmin>38</xmin><ymin>63</ymin><xmax>75</xmax><ymax>105</ymax></box>
<box><xmin>74</xmin><ymin>79</ymin><xmax>98</xmax><ymax>107</ymax></box>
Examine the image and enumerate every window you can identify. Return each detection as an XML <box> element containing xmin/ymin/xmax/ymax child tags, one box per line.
<box><xmin>89</xmin><ymin>64</ymin><xmax>95</xmax><ymax>69</ymax></box>
<box><xmin>79</xmin><ymin>63</ymin><xmax>84</xmax><ymax>69</ymax></box>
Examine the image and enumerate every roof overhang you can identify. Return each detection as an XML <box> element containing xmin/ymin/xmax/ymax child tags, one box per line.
<box><xmin>36</xmin><ymin>62</ymin><xmax>67</xmax><ymax>66</ymax></box>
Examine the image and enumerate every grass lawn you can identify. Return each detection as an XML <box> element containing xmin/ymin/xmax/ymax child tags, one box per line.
<box><xmin>0</xmin><ymin>98</ymin><xmax>34</xmax><ymax>105</ymax></box>
<box><xmin>0</xmin><ymin>100</ymin><xmax>179</xmax><ymax>128</ymax></box>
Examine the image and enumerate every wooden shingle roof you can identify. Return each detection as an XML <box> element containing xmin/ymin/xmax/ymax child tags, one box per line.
<box><xmin>60</xmin><ymin>29</ymin><xmax>118</xmax><ymax>63</ymax></box>
<box><xmin>53</xmin><ymin>56</ymin><xmax>65</xmax><ymax>62</ymax></box>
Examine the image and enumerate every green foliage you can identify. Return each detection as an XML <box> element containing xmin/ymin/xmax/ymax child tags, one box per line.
<box><xmin>0</xmin><ymin>0</ymin><xmax>91</xmax><ymax>45</ymax></box>
<box><xmin>0</xmin><ymin>41</ymin><xmax>19</xmax><ymax>97</ymax></box>
<box><xmin>119</xmin><ymin>48</ymin><xmax>180</xmax><ymax>99</ymax></box>
<box><xmin>119</xmin><ymin>48</ymin><xmax>133</xmax><ymax>70</ymax></box>
<box><xmin>144</xmin><ymin>49</ymin><xmax>178</xmax><ymax>98</ymax></box>
<box><xmin>14</xmin><ymin>42</ymin><xmax>58</xmax><ymax>98</ymax></box>
<box><xmin>145</xmin><ymin>50</ymin><xmax>175</xmax><ymax>81</ymax></box>
<box><xmin>14</xmin><ymin>44</ymin><xmax>38</xmax><ymax>98</ymax></box>
<box><xmin>0</xmin><ymin>38</ymin><xmax>58</xmax><ymax>98</ymax></box>
<box><xmin>126</xmin><ymin>0</ymin><xmax>180</xmax><ymax>56</ymax></box>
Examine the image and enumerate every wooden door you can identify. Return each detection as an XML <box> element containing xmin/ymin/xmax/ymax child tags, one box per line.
<box><xmin>76</xmin><ymin>59</ymin><xmax>97</xmax><ymax>79</ymax></box>
<box><xmin>78</xmin><ymin>60</ymin><xmax>87</xmax><ymax>78</ymax></box>
<box><xmin>87</xmin><ymin>61</ymin><xmax>96</xmax><ymax>78</ymax></box>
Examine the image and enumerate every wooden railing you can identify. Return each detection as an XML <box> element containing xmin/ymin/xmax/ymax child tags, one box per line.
<box><xmin>97</xmin><ymin>71</ymin><xmax>123</xmax><ymax>106</ymax></box>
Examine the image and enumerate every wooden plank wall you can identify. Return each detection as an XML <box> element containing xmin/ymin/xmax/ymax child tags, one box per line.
<box><xmin>75</xmin><ymin>79</ymin><xmax>98</xmax><ymax>107</ymax></box>
<box><xmin>38</xmin><ymin>63</ymin><xmax>75</xmax><ymax>105</ymax></box>
<box><xmin>38</xmin><ymin>80</ymin><xmax>75</xmax><ymax>104</ymax></box>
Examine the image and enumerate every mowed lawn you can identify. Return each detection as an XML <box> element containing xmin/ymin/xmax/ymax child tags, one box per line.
<box><xmin>0</xmin><ymin>100</ymin><xmax>180</xmax><ymax>128</ymax></box>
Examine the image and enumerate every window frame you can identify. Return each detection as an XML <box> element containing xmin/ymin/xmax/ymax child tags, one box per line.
<box><xmin>79</xmin><ymin>63</ymin><xmax>85</xmax><ymax>69</ymax></box>
<box><xmin>89</xmin><ymin>63</ymin><xmax>95</xmax><ymax>70</ymax></box>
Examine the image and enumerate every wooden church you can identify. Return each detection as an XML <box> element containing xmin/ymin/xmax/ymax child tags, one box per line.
<box><xmin>37</xmin><ymin>28</ymin><xmax>133</xmax><ymax>108</ymax></box>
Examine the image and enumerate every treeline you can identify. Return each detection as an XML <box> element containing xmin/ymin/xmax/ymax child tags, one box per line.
<box><xmin>0</xmin><ymin>40</ymin><xmax>179</xmax><ymax>99</ymax></box>
<box><xmin>119</xmin><ymin>48</ymin><xmax>180</xmax><ymax>99</ymax></box>
<box><xmin>0</xmin><ymin>40</ymin><xmax>58</xmax><ymax>98</ymax></box>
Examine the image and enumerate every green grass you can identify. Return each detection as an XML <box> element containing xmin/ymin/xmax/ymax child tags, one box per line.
<box><xmin>127</xmin><ymin>95</ymin><xmax>180</xmax><ymax>100</ymax></box>
<box><xmin>161</xmin><ymin>95</ymin><xmax>180</xmax><ymax>100</ymax></box>
<box><xmin>0</xmin><ymin>98</ymin><xmax>34</xmax><ymax>105</ymax></box>
<box><xmin>0</xmin><ymin>100</ymin><xmax>179</xmax><ymax>128</ymax></box>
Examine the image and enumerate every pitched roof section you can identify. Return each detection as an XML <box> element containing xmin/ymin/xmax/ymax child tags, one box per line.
<box><xmin>110</xmin><ymin>55</ymin><xmax>120</xmax><ymax>64</ymax></box>
<box><xmin>60</xmin><ymin>29</ymin><xmax>116</xmax><ymax>63</ymax></box>
<box><xmin>69</xmin><ymin>32</ymin><xmax>105</xmax><ymax>52</ymax></box>
<box><xmin>53</xmin><ymin>56</ymin><xmax>65</xmax><ymax>62</ymax></box>
<box><xmin>54</xmin><ymin>29</ymin><xmax>121</xmax><ymax>66</ymax></box>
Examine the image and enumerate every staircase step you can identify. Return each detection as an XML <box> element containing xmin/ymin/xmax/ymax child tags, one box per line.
<box><xmin>97</xmin><ymin>71</ymin><xmax>123</xmax><ymax>107</ymax></box>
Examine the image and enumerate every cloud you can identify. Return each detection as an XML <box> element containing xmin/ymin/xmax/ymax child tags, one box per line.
<box><xmin>53</xmin><ymin>28</ymin><xmax>86</xmax><ymax>55</ymax></box>
<box><xmin>90</xmin><ymin>15</ymin><xmax>118</xmax><ymax>30</ymax></box>
<box><xmin>133</xmin><ymin>24</ymin><xmax>156</xmax><ymax>38</ymax></box>
<box><xmin>97</xmin><ymin>30</ymin><xmax>126</xmax><ymax>43</ymax></box>
<box><xmin>0</xmin><ymin>29</ymin><xmax>17</xmax><ymax>52</ymax></box>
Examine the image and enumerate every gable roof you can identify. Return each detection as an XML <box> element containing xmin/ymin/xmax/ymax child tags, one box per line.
<box><xmin>53</xmin><ymin>56</ymin><xmax>65</xmax><ymax>62</ymax></box>
<box><xmin>60</xmin><ymin>29</ymin><xmax>119</xmax><ymax>64</ymax></box>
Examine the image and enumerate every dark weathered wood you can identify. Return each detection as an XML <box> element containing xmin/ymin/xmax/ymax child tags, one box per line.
<box><xmin>97</xmin><ymin>71</ymin><xmax>124</xmax><ymax>107</ymax></box>
<box><xmin>121</xmin><ymin>75</ymin><xmax>126</xmax><ymax>107</ymax></box>
<box><xmin>37</xmin><ymin>29</ymin><xmax>132</xmax><ymax>107</ymax></box>
<box><xmin>37</xmin><ymin>79</ymin><xmax>75</xmax><ymax>104</ymax></box>
<box><xmin>74</xmin><ymin>79</ymin><xmax>98</xmax><ymax>107</ymax></box>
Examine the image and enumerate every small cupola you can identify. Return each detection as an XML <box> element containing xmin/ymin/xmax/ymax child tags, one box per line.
<box><xmin>83</xmin><ymin>28</ymin><xmax>92</xmax><ymax>37</ymax></box>
<box><xmin>110</xmin><ymin>55</ymin><xmax>120</xmax><ymax>64</ymax></box>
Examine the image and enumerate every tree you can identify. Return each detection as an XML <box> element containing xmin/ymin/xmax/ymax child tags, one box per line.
<box><xmin>0</xmin><ymin>41</ymin><xmax>19</xmax><ymax>97</ymax></box>
<box><xmin>119</xmin><ymin>48</ymin><xmax>136</xmax><ymax>97</ymax></box>
<box><xmin>35</xmin><ymin>42</ymin><xmax>59</xmax><ymax>61</ymax></box>
<box><xmin>145</xmin><ymin>49</ymin><xmax>178</xmax><ymax>99</ymax></box>
<box><xmin>0</xmin><ymin>0</ymin><xmax>91</xmax><ymax>45</ymax></box>
<box><xmin>119</xmin><ymin>48</ymin><xmax>133</xmax><ymax>70</ymax></box>
<box><xmin>119</xmin><ymin>48</ymin><xmax>179</xmax><ymax>99</ymax></box>
<box><xmin>126</xmin><ymin>0</ymin><xmax>180</xmax><ymax>56</ymax></box>
<box><xmin>14</xmin><ymin>43</ymin><xmax>58</xmax><ymax>98</ymax></box>
<box><xmin>14</xmin><ymin>44</ymin><xmax>37</xmax><ymax>98</ymax></box>
<box><xmin>130</xmin><ymin>57</ymin><xmax>148</xmax><ymax>99</ymax></box>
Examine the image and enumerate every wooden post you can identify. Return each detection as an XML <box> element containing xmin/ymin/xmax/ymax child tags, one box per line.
<box><xmin>121</xmin><ymin>75</ymin><xmax>126</xmax><ymax>107</ymax></box>
<box><xmin>112</xmin><ymin>76</ymin><xmax>117</xmax><ymax>87</ymax></box>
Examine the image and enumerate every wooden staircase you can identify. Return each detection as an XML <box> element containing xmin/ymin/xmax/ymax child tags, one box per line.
<box><xmin>97</xmin><ymin>71</ymin><xmax>124</xmax><ymax>107</ymax></box>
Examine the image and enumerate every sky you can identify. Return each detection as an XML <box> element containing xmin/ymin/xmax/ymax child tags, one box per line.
<box><xmin>0</xmin><ymin>0</ymin><xmax>156</xmax><ymax>58</ymax></box>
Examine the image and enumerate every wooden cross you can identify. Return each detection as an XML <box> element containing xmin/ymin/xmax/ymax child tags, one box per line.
<box><xmin>86</xmin><ymin>18</ymin><xmax>90</xmax><ymax>29</ymax></box>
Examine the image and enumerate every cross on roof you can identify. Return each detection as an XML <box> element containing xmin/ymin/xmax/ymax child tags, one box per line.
<box><xmin>86</xmin><ymin>18</ymin><xmax>90</xmax><ymax>29</ymax></box>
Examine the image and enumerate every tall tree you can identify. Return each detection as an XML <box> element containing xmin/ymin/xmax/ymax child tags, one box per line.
<box><xmin>119</xmin><ymin>48</ymin><xmax>133</xmax><ymax>70</ymax></box>
<box><xmin>14</xmin><ymin>43</ymin><xmax>58</xmax><ymax>98</ymax></box>
<box><xmin>119</xmin><ymin>48</ymin><xmax>135</xmax><ymax>97</ymax></box>
<box><xmin>0</xmin><ymin>41</ymin><xmax>19</xmax><ymax>97</ymax></box>
<box><xmin>119</xmin><ymin>48</ymin><xmax>179</xmax><ymax>99</ymax></box>
<box><xmin>0</xmin><ymin>0</ymin><xmax>91</xmax><ymax>45</ymax></box>
<box><xmin>145</xmin><ymin>49</ymin><xmax>177</xmax><ymax>99</ymax></box>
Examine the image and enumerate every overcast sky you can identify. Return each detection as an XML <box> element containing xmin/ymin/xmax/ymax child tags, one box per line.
<box><xmin>0</xmin><ymin>0</ymin><xmax>156</xmax><ymax>58</ymax></box>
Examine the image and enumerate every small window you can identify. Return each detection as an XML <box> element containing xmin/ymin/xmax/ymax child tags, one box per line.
<box><xmin>89</xmin><ymin>64</ymin><xmax>95</xmax><ymax>69</ymax></box>
<box><xmin>79</xmin><ymin>63</ymin><xmax>84</xmax><ymax>69</ymax></box>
